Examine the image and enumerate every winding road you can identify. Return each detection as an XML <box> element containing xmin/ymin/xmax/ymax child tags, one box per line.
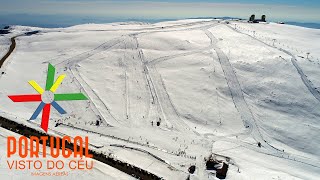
<box><xmin>1</xmin><ymin>21</ymin><xmax>319</xmax><ymax>179</ymax></box>
<box><xmin>0</xmin><ymin>36</ymin><xmax>16</xmax><ymax>68</ymax></box>
<box><xmin>0</xmin><ymin>32</ymin><xmax>164</xmax><ymax>179</ymax></box>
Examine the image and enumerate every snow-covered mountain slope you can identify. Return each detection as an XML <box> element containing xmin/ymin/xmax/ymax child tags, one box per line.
<box><xmin>0</xmin><ymin>36</ymin><xmax>10</xmax><ymax>58</ymax></box>
<box><xmin>0</xmin><ymin>19</ymin><xmax>319</xmax><ymax>179</ymax></box>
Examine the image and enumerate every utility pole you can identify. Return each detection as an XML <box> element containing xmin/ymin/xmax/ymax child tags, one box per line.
<box><xmin>272</xmin><ymin>39</ymin><xmax>276</xmax><ymax>46</ymax></box>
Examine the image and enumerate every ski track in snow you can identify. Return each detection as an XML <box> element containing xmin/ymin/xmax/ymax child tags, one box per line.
<box><xmin>227</xmin><ymin>25</ymin><xmax>320</xmax><ymax>103</ymax></box>
<box><xmin>57</xmin><ymin>122</ymin><xmax>197</xmax><ymax>161</ymax></box>
<box><xmin>203</xmin><ymin>28</ymin><xmax>257</xmax><ymax>139</ymax></box>
<box><xmin>55</xmin><ymin>22</ymin><xmax>220</xmax><ymax>132</ymax></box>
<box><xmin>1</xmin><ymin>20</ymin><xmax>320</xmax><ymax>179</ymax></box>
<box><xmin>53</xmin><ymin>37</ymin><xmax>123</xmax><ymax>127</ymax></box>
<box><xmin>210</xmin><ymin>24</ymin><xmax>320</xmax><ymax>168</ymax></box>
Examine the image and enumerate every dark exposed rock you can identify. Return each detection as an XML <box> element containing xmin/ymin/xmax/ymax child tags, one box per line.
<box><xmin>206</xmin><ymin>158</ymin><xmax>229</xmax><ymax>179</ymax></box>
<box><xmin>0</xmin><ymin>29</ymin><xmax>10</xmax><ymax>34</ymax></box>
<box><xmin>25</xmin><ymin>31</ymin><xmax>40</xmax><ymax>36</ymax></box>
<box><xmin>216</xmin><ymin>163</ymin><xmax>228</xmax><ymax>179</ymax></box>
<box><xmin>188</xmin><ymin>165</ymin><xmax>196</xmax><ymax>174</ymax></box>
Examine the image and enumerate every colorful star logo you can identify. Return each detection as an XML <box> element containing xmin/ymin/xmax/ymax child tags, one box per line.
<box><xmin>8</xmin><ymin>64</ymin><xmax>88</xmax><ymax>132</ymax></box>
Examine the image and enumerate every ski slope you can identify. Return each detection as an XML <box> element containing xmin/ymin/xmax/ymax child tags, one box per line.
<box><xmin>0</xmin><ymin>19</ymin><xmax>319</xmax><ymax>179</ymax></box>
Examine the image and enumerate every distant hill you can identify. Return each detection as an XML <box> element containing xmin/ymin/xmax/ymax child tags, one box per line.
<box><xmin>285</xmin><ymin>22</ymin><xmax>320</xmax><ymax>29</ymax></box>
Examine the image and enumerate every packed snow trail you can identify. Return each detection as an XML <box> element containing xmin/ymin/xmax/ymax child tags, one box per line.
<box><xmin>281</xmin><ymin>50</ymin><xmax>320</xmax><ymax>102</ymax></box>
<box><xmin>146</xmin><ymin>24</ymin><xmax>219</xmax><ymax>66</ymax></box>
<box><xmin>83</xmin><ymin>20</ymin><xmax>217</xmax><ymax>33</ymax></box>
<box><xmin>147</xmin><ymin>47</ymin><xmax>213</xmax><ymax>65</ymax></box>
<box><xmin>203</xmin><ymin>29</ymin><xmax>257</xmax><ymax>138</ymax></box>
<box><xmin>53</xmin><ymin>37</ymin><xmax>124</xmax><ymax>127</ymax></box>
<box><xmin>119</xmin><ymin>35</ymin><xmax>154</xmax><ymax>126</ymax></box>
<box><xmin>206</xmin><ymin>25</ymin><xmax>320</xmax><ymax>168</ymax></box>
<box><xmin>54</xmin><ymin>37</ymin><xmax>123</xmax><ymax>66</ymax></box>
<box><xmin>227</xmin><ymin>24</ymin><xmax>320</xmax><ymax>103</ymax></box>
<box><xmin>58</xmin><ymin>33</ymin><xmax>191</xmax><ymax>131</ymax></box>
<box><xmin>1</xmin><ymin>20</ymin><xmax>320</xmax><ymax>179</ymax></box>
<box><xmin>59</xmin><ymin>123</ymin><xmax>191</xmax><ymax>155</ymax></box>
<box><xmin>202</xmin><ymin>27</ymin><xmax>301</xmax><ymax>160</ymax></box>
<box><xmin>132</xmin><ymin>36</ymin><xmax>173</xmax><ymax>129</ymax></box>
<box><xmin>132</xmin><ymin>35</ymin><xmax>191</xmax><ymax>132</ymax></box>
<box><xmin>109</xmin><ymin>144</ymin><xmax>183</xmax><ymax>172</ymax></box>
<box><xmin>71</xmin><ymin>67</ymin><xmax>120</xmax><ymax>126</ymax></box>
<box><xmin>0</xmin><ymin>116</ymin><xmax>162</xmax><ymax>180</ymax></box>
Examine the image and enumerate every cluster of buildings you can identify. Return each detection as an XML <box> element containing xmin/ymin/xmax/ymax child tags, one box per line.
<box><xmin>248</xmin><ymin>14</ymin><xmax>267</xmax><ymax>23</ymax></box>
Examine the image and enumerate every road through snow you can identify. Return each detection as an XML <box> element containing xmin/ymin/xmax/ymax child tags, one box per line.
<box><xmin>1</xmin><ymin>20</ymin><xmax>319</xmax><ymax>179</ymax></box>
